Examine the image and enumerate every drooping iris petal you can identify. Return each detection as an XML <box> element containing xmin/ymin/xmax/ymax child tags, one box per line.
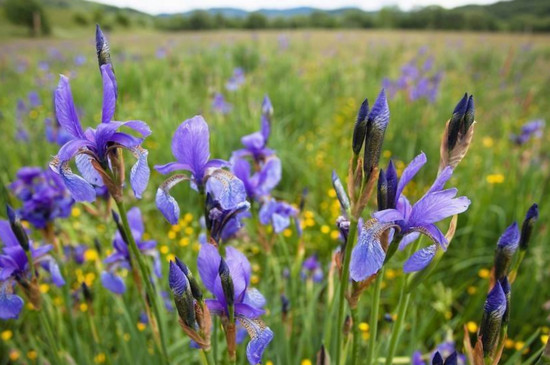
<box><xmin>206</xmin><ymin>169</ymin><xmax>247</xmax><ymax>210</ymax></box>
<box><xmin>54</xmin><ymin>75</ymin><xmax>84</xmax><ymax>138</ymax></box>
<box><xmin>272</xmin><ymin>213</ymin><xmax>290</xmax><ymax>234</ymax></box>
<box><xmin>403</xmin><ymin>244</ymin><xmax>437</xmax><ymax>273</ymax></box>
<box><xmin>156</xmin><ymin>175</ymin><xmax>189</xmax><ymax>225</ymax></box>
<box><xmin>398</xmin><ymin>231</ymin><xmax>421</xmax><ymax>251</ymax></box>
<box><xmin>396</xmin><ymin>152</ymin><xmax>427</xmax><ymax>200</ymax></box>
<box><xmin>46</xmin><ymin>258</ymin><xmax>65</xmax><ymax>286</ymax></box>
<box><xmin>243</xmin><ymin>288</ymin><xmax>266</xmax><ymax>309</ymax></box>
<box><xmin>0</xmin><ymin>284</ymin><xmax>24</xmax><ymax>320</ymax></box>
<box><xmin>237</xmin><ymin>316</ymin><xmax>274</xmax><ymax>365</ymax></box>
<box><xmin>350</xmin><ymin>220</ymin><xmax>390</xmax><ymax>282</ymax></box>
<box><xmin>60</xmin><ymin>165</ymin><xmax>96</xmax><ymax>202</ymax></box>
<box><xmin>130</xmin><ymin>147</ymin><xmax>150</xmax><ymax>199</ymax></box>
<box><xmin>172</xmin><ymin>116</ymin><xmax>211</xmax><ymax>181</ymax></box>
<box><xmin>127</xmin><ymin>207</ymin><xmax>145</xmax><ymax>238</ymax></box>
<box><xmin>101</xmin><ymin>271</ymin><xmax>126</xmax><ymax>294</ymax></box>
<box><xmin>75</xmin><ymin>154</ymin><xmax>104</xmax><ymax>186</ymax></box>
<box><xmin>255</xmin><ymin>157</ymin><xmax>281</xmax><ymax>197</ymax></box>
<box><xmin>101</xmin><ymin>64</ymin><xmax>117</xmax><ymax>124</ymax></box>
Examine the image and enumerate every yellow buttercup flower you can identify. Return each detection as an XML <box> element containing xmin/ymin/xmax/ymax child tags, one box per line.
<box><xmin>467</xmin><ymin>321</ymin><xmax>478</xmax><ymax>333</ymax></box>
<box><xmin>1</xmin><ymin>330</ymin><xmax>13</xmax><ymax>341</ymax></box>
<box><xmin>486</xmin><ymin>174</ymin><xmax>504</xmax><ymax>184</ymax></box>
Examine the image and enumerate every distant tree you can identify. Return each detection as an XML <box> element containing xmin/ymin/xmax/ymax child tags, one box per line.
<box><xmin>73</xmin><ymin>12</ymin><xmax>89</xmax><ymax>26</ymax></box>
<box><xmin>188</xmin><ymin>11</ymin><xmax>214</xmax><ymax>30</ymax></box>
<box><xmin>4</xmin><ymin>0</ymin><xmax>51</xmax><ymax>36</ymax></box>
<box><xmin>115</xmin><ymin>12</ymin><xmax>130</xmax><ymax>27</ymax></box>
<box><xmin>245</xmin><ymin>12</ymin><xmax>268</xmax><ymax>29</ymax></box>
<box><xmin>309</xmin><ymin>11</ymin><xmax>336</xmax><ymax>28</ymax></box>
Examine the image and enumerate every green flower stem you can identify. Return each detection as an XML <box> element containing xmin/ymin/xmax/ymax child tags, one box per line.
<box><xmin>385</xmin><ymin>283</ymin><xmax>411</xmax><ymax>365</ymax></box>
<box><xmin>335</xmin><ymin>217</ymin><xmax>358</xmax><ymax>363</ymax></box>
<box><xmin>350</xmin><ymin>304</ymin><xmax>360</xmax><ymax>365</ymax></box>
<box><xmin>366</xmin><ymin>266</ymin><xmax>384</xmax><ymax>365</ymax></box>
<box><xmin>115</xmin><ymin>200</ymin><xmax>169</xmax><ymax>364</ymax></box>
<box><xmin>200</xmin><ymin>349</ymin><xmax>216</xmax><ymax>365</ymax></box>
<box><xmin>38</xmin><ymin>305</ymin><xmax>63</xmax><ymax>364</ymax></box>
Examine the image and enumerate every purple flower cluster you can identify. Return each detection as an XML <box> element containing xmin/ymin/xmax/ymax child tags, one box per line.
<box><xmin>0</xmin><ymin>218</ymin><xmax>65</xmax><ymax>319</ymax></box>
<box><xmin>198</xmin><ymin>244</ymin><xmax>273</xmax><ymax>364</ymax></box>
<box><xmin>510</xmin><ymin>119</ymin><xmax>545</xmax><ymax>145</ymax></box>
<box><xmin>212</xmin><ymin>92</ymin><xmax>233</xmax><ymax>114</ymax></box>
<box><xmin>382</xmin><ymin>50</ymin><xmax>443</xmax><ymax>103</ymax></box>
<box><xmin>9</xmin><ymin>167</ymin><xmax>74</xmax><ymax>229</ymax></box>
<box><xmin>226</xmin><ymin>68</ymin><xmax>245</xmax><ymax>91</ymax></box>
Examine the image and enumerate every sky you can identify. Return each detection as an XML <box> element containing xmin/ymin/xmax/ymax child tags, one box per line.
<box><xmin>92</xmin><ymin>0</ymin><xmax>500</xmax><ymax>15</ymax></box>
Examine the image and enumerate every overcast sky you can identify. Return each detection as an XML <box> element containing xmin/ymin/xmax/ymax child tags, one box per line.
<box><xmin>92</xmin><ymin>0</ymin><xmax>500</xmax><ymax>15</ymax></box>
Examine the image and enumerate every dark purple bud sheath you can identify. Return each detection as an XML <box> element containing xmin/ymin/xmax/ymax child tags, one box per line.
<box><xmin>175</xmin><ymin>257</ymin><xmax>203</xmax><ymax>301</ymax></box>
<box><xmin>96</xmin><ymin>24</ymin><xmax>112</xmax><ymax>70</ymax></box>
<box><xmin>352</xmin><ymin>98</ymin><xmax>369</xmax><ymax>155</ymax></box>
<box><xmin>363</xmin><ymin>90</ymin><xmax>390</xmax><ymax>182</ymax></box>
<box><xmin>432</xmin><ymin>351</ymin><xmax>444</xmax><ymax>365</ymax></box>
<box><xmin>219</xmin><ymin>258</ymin><xmax>235</xmax><ymax>321</ymax></box>
<box><xmin>169</xmin><ymin>261</ymin><xmax>196</xmax><ymax>327</ymax></box>
<box><xmin>462</xmin><ymin>95</ymin><xmax>475</xmax><ymax>134</ymax></box>
<box><xmin>447</xmin><ymin>93</ymin><xmax>468</xmax><ymax>151</ymax></box>
<box><xmin>494</xmin><ymin>222</ymin><xmax>520</xmax><ymax>281</ymax></box>
<box><xmin>6</xmin><ymin>205</ymin><xmax>29</xmax><ymax>251</ymax></box>
<box><xmin>377</xmin><ymin>169</ymin><xmax>388</xmax><ymax>211</ymax></box>
<box><xmin>81</xmin><ymin>282</ymin><xmax>93</xmax><ymax>303</ymax></box>
<box><xmin>385</xmin><ymin>160</ymin><xmax>398</xmax><ymax>209</ymax></box>
<box><xmin>479</xmin><ymin>281</ymin><xmax>507</xmax><ymax>358</ymax></box>
<box><xmin>443</xmin><ymin>352</ymin><xmax>458</xmax><ymax>365</ymax></box>
<box><xmin>519</xmin><ymin>203</ymin><xmax>538</xmax><ymax>251</ymax></box>
<box><xmin>500</xmin><ymin>276</ymin><xmax>511</xmax><ymax>326</ymax></box>
<box><xmin>332</xmin><ymin>170</ymin><xmax>351</xmax><ymax>214</ymax></box>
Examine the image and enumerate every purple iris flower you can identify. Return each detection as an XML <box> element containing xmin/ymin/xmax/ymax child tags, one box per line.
<box><xmin>155</xmin><ymin>115</ymin><xmax>229</xmax><ymax>224</ymax></box>
<box><xmin>198</xmin><ymin>244</ymin><xmax>273</xmax><ymax>365</ymax></box>
<box><xmin>232</xmin><ymin>157</ymin><xmax>281</xmax><ymax>201</ymax></box>
<box><xmin>232</xmin><ymin>96</ymin><xmax>274</xmax><ymax>163</ymax></box>
<box><xmin>9</xmin><ymin>166</ymin><xmax>74</xmax><ymax>229</ymax></box>
<box><xmin>101</xmin><ymin>207</ymin><xmax>161</xmax><ymax>294</ymax></box>
<box><xmin>350</xmin><ymin>153</ymin><xmax>470</xmax><ymax>281</ymax></box>
<box><xmin>28</xmin><ymin>91</ymin><xmax>41</xmax><ymax>108</ymax></box>
<box><xmin>49</xmin><ymin>64</ymin><xmax>151</xmax><ymax>202</ymax></box>
<box><xmin>64</xmin><ymin>244</ymin><xmax>87</xmax><ymax>265</ymax></box>
<box><xmin>301</xmin><ymin>254</ymin><xmax>324</xmax><ymax>283</ymax></box>
<box><xmin>225</xmin><ymin>67</ymin><xmax>245</xmax><ymax>91</ymax></box>
<box><xmin>259</xmin><ymin>198</ymin><xmax>298</xmax><ymax>234</ymax></box>
<box><xmin>510</xmin><ymin>119</ymin><xmax>545</xmax><ymax>145</ymax></box>
<box><xmin>0</xmin><ymin>220</ymin><xmax>65</xmax><ymax>319</ymax></box>
<box><xmin>74</xmin><ymin>55</ymin><xmax>86</xmax><ymax>67</ymax></box>
<box><xmin>374</xmin><ymin>153</ymin><xmax>470</xmax><ymax>250</ymax></box>
<box><xmin>212</xmin><ymin>93</ymin><xmax>233</xmax><ymax>114</ymax></box>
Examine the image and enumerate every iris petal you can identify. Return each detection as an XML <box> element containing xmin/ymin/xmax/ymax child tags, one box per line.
<box><xmin>101</xmin><ymin>271</ymin><xmax>126</xmax><ymax>294</ymax></box>
<box><xmin>155</xmin><ymin>175</ymin><xmax>188</xmax><ymax>224</ymax></box>
<box><xmin>403</xmin><ymin>244</ymin><xmax>437</xmax><ymax>273</ymax></box>
<box><xmin>0</xmin><ymin>284</ymin><xmax>24</xmax><ymax>320</ymax></box>
<box><xmin>130</xmin><ymin>147</ymin><xmax>150</xmax><ymax>199</ymax></box>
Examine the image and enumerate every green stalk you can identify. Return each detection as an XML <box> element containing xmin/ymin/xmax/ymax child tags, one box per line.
<box><xmin>385</xmin><ymin>284</ymin><xmax>411</xmax><ymax>365</ymax></box>
<box><xmin>350</xmin><ymin>305</ymin><xmax>360</xmax><ymax>365</ymax></box>
<box><xmin>38</xmin><ymin>306</ymin><xmax>63</xmax><ymax>364</ymax></box>
<box><xmin>335</xmin><ymin>217</ymin><xmax>358</xmax><ymax>363</ymax></box>
<box><xmin>366</xmin><ymin>266</ymin><xmax>384</xmax><ymax>365</ymax></box>
<box><xmin>115</xmin><ymin>200</ymin><xmax>170</xmax><ymax>364</ymax></box>
<box><xmin>200</xmin><ymin>349</ymin><xmax>216</xmax><ymax>365</ymax></box>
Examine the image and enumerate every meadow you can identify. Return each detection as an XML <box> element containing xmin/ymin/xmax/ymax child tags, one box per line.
<box><xmin>0</xmin><ymin>29</ymin><xmax>549</xmax><ymax>364</ymax></box>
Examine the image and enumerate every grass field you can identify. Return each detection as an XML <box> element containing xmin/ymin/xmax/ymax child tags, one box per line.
<box><xmin>0</xmin><ymin>29</ymin><xmax>549</xmax><ymax>364</ymax></box>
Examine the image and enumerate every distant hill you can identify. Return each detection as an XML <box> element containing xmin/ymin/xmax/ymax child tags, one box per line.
<box><xmin>1</xmin><ymin>0</ymin><xmax>549</xmax><ymax>37</ymax></box>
